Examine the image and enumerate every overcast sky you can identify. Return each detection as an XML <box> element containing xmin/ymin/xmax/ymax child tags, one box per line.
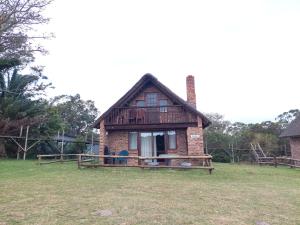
<box><xmin>35</xmin><ymin>0</ymin><xmax>300</xmax><ymax>123</ymax></box>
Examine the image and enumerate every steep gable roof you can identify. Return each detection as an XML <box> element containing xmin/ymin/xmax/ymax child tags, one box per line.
<box><xmin>93</xmin><ymin>73</ymin><xmax>211</xmax><ymax>128</ymax></box>
<box><xmin>280</xmin><ymin>116</ymin><xmax>300</xmax><ymax>138</ymax></box>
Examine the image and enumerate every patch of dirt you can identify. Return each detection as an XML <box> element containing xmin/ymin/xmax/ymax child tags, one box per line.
<box><xmin>7</xmin><ymin>212</ymin><xmax>25</xmax><ymax>219</ymax></box>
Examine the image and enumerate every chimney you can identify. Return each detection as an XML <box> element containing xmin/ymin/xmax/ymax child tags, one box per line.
<box><xmin>186</xmin><ymin>75</ymin><xmax>197</xmax><ymax>109</ymax></box>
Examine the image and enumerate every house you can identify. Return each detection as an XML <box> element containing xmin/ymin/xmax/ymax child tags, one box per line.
<box><xmin>93</xmin><ymin>74</ymin><xmax>211</xmax><ymax>166</ymax></box>
<box><xmin>280</xmin><ymin>116</ymin><xmax>300</xmax><ymax>162</ymax></box>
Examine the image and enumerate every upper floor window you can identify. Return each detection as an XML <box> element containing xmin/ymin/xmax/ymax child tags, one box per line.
<box><xmin>136</xmin><ymin>100</ymin><xmax>145</xmax><ymax>107</ymax></box>
<box><xmin>146</xmin><ymin>93</ymin><xmax>157</xmax><ymax>106</ymax></box>
<box><xmin>159</xmin><ymin>99</ymin><xmax>168</xmax><ymax>112</ymax></box>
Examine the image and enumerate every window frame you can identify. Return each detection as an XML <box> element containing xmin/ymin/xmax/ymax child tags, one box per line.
<box><xmin>167</xmin><ymin>130</ymin><xmax>177</xmax><ymax>150</ymax></box>
<box><xmin>128</xmin><ymin>132</ymin><xmax>138</xmax><ymax>150</ymax></box>
<box><xmin>136</xmin><ymin>100</ymin><xmax>145</xmax><ymax>107</ymax></box>
<box><xmin>159</xmin><ymin>99</ymin><xmax>168</xmax><ymax>112</ymax></box>
<box><xmin>145</xmin><ymin>93</ymin><xmax>158</xmax><ymax>107</ymax></box>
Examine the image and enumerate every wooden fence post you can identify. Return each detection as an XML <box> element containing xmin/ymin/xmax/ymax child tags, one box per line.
<box><xmin>17</xmin><ymin>126</ymin><xmax>23</xmax><ymax>160</ymax></box>
<box><xmin>38</xmin><ymin>155</ymin><xmax>41</xmax><ymax>165</ymax></box>
<box><xmin>23</xmin><ymin>126</ymin><xmax>29</xmax><ymax>160</ymax></box>
<box><xmin>274</xmin><ymin>156</ymin><xmax>277</xmax><ymax>167</ymax></box>
<box><xmin>60</xmin><ymin>129</ymin><xmax>64</xmax><ymax>162</ymax></box>
<box><xmin>78</xmin><ymin>154</ymin><xmax>82</xmax><ymax>169</ymax></box>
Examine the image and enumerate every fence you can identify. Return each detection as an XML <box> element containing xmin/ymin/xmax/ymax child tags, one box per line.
<box><xmin>77</xmin><ymin>154</ymin><xmax>214</xmax><ymax>174</ymax></box>
<box><xmin>37</xmin><ymin>154</ymin><xmax>80</xmax><ymax>165</ymax></box>
<box><xmin>258</xmin><ymin>156</ymin><xmax>300</xmax><ymax>168</ymax></box>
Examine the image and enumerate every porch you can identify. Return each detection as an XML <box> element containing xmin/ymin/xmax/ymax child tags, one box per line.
<box><xmin>77</xmin><ymin>154</ymin><xmax>214</xmax><ymax>174</ymax></box>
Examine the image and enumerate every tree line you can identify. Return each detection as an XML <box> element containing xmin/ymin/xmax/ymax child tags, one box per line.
<box><xmin>204</xmin><ymin>110</ymin><xmax>299</xmax><ymax>162</ymax></box>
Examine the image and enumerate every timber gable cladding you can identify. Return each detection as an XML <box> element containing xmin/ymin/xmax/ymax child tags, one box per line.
<box><xmin>94</xmin><ymin>74</ymin><xmax>210</xmax><ymax>128</ymax></box>
<box><xmin>95</xmin><ymin>74</ymin><xmax>210</xmax><ymax>166</ymax></box>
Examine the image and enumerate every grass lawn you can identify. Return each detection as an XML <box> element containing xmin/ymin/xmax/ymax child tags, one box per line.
<box><xmin>0</xmin><ymin>161</ymin><xmax>299</xmax><ymax>225</ymax></box>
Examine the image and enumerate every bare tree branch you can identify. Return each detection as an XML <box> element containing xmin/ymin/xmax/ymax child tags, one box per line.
<box><xmin>0</xmin><ymin>0</ymin><xmax>53</xmax><ymax>63</ymax></box>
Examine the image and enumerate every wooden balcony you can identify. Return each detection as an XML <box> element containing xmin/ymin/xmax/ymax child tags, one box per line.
<box><xmin>104</xmin><ymin>106</ymin><xmax>198</xmax><ymax>130</ymax></box>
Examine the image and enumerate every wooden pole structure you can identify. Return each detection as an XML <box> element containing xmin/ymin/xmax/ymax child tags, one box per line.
<box><xmin>23</xmin><ymin>126</ymin><xmax>29</xmax><ymax>160</ymax></box>
<box><xmin>284</xmin><ymin>144</ymin><xmax>287</xmax><ymax>156</ymax></box>
<box><xmin>231</xmin><ymin>143</ymin><xmax>235</xmax><ymax>163</ymax></box>
<box><xmin>91</xmin><ymin>131</ymin><xmax>94</xmax><ymax>154</ymax></box>
<box><xmin>57</xmin><ymin>131</ymin><xmax>60</xmax><ymax>153</ymax></box>
<box><xmin>17</xmin><ymin>126</ymin><xmax>23</xmax><ymax>160</ymax></box>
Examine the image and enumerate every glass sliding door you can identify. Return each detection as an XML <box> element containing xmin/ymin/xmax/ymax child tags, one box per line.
<box><xmin>140</xmin><ymin>132</ymin><xmax>153</xmax><ymax>162</ymax></box>
<box><xmin>140</xmin><ymin>131</ymin><xmax>166</xmax><ymax>163</ymax></box>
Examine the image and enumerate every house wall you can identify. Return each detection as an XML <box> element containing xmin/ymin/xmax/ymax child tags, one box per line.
<box><xmin>107</xmin><ymin>131</ymin><xmax>128</xmax><ymax>151</ymax></box>
<box><xmin>104</xmin><ymin>129</ymin><xmax>188</xmax><ymax>166</ymax></box>
<box><xmin>107</xmin><ymin>130</ymin><xmax>138</xmax><ymax>166</ymax></box>
<box><xmin>290</xmin><ymin>137</ymin><xmax>300</xmax><ymax>165</ymax></box>
<box><xmin>167</xmin><ymin>129</ymin><xmax>188</xmax><ymax>155</ymax></box>
<box><xmin>99</xmin><ymin>120</ymin><xmax>106</xmax><ymax>163</ymax></box>
<box><xmin>187</xmin><ymin>116</ymin><xmax>204</xmax><ymax>155</ymax></box>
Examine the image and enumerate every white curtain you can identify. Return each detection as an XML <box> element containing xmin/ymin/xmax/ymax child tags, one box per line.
<box><xmin>141</xmin><ymin>133</ymin><xmax>152</xmax><ymax>162</ymax></box>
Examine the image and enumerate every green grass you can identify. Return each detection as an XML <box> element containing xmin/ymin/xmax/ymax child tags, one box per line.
<box><xmin>0</xmin><ymin>161</ymin><xmax>299</xmax><ymax>225</ymax></box>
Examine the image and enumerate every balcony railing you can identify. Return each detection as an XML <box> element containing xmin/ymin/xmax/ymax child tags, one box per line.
<box><xmin>104</xmin><ymin>106</ymin><xmax>197</xmax><ymax>126</ymax></box>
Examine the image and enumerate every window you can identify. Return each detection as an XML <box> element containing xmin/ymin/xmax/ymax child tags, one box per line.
<box><xmin>168</xmin><ymin>130</ymin><xmax>176</xmax><ymax>149</ymax></box>
<box><xmin>146</xmin><ymin>93</ymin><xmax>157</xmax><ymax>106</ymax></box>
<box><xmin>136</xmin><ymin>100</ymin><xmax>145</xmax><ymax>107</ymax></box>
<box><xmin>129</xmin><ymin>132</ymin><xmax>138</xmax><ymax>150</ymax></box>
<box><xmin>159</xmin><ymin>99</ymin><xmax>168</xmax><ymax>112</ymax></box>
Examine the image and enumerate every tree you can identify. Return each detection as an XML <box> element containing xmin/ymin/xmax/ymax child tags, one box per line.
<box><xmin>0</xmin><ymin>61</ymin><xmax>52</xmax><ymax>156</ymax></box>
<box><xmin>0</xmin><ymin>0</ymin><xmax>53</xmax><ymax>63</ymax></box>
<box><xmin>276</xmin><ymin>109</ymin><xmax>300</xmax><ymax>129</ymax></box>
<box><xmin>51</xmin><ymin>94</ymin><xmax>99</xmax><ymax>136</ymax></box>
<box><xmin>203</xmin><ymin>113</ymin><xmax>233</xmax><ymax>162</ymax></box>
<box><xmin>205</xmin><ymin>113</ymin><xmax>231</xmax><ymax>133</ymax></box>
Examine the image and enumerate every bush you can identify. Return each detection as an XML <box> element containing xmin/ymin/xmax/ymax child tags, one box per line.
<box><xmin>211</xmin><ymin>150</ymin><xmax>231</xmax><ymax>163</ymax></box>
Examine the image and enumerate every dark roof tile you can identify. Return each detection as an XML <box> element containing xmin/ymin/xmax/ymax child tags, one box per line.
<box><xmin>280</xmin><ymin>116</ymin><xmax>300</xmax><ymax>137</ymax></box>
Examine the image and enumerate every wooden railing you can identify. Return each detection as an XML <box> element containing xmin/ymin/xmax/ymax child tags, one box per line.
<box><xmin>258</xmin><ymin>156</ymin><xmax>300</xmax><ymax>168</ymax></box>
<box><xmin>104</xmin><ymin>106</ymin><xmax>197</xmax><ymax>126</ymax></box>
<box><xmin>37</xmin><ymin>154</ymin><xmax>80</xmax><ymax>165</ymax></box>
<box><xmin>77</xmin><ymin>154</ymin><xmax>214</xmax><ymax>173</ymax></box>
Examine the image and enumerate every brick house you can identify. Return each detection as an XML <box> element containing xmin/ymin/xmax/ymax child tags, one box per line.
<box><xmin>93</xmin><ymin>74</ymin><xmax>210</xmax><ymax>166</ymax></box>
<box><xmin>280</xmin><ymin>116</ymin><xmax>300</xmax><ymax>162</ymax></box>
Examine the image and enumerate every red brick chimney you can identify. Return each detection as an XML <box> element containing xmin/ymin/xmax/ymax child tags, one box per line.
<box><xmin>186</xmin><ymin>75</ymin><xmax>197</xmax><ymax>109</ymax></box>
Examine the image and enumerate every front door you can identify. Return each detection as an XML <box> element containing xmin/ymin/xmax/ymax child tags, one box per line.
<box><xmin>154</xmin><ymin>132</ymin><xmax>165</xmax><ymax>163</ymax></box>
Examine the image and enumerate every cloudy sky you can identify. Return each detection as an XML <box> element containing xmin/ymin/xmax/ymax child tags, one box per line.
<box><xmin>36</xmin><ymin>0</ymin><xmax>300</xmax><ymax>123</ymax></box>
